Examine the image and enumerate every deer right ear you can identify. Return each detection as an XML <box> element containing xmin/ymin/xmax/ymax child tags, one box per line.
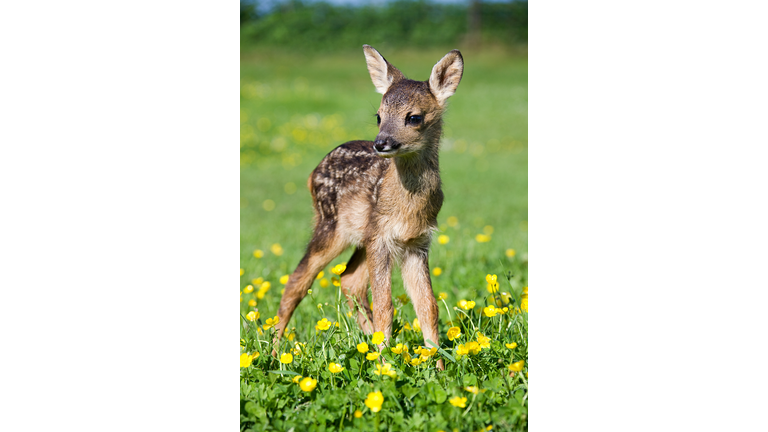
<box><xmin>429</xmin><ymin>49</ymin><xmax>464</xmax><ymax>107</ymax></box>
<box><xmin>363</xmin><ymin>44</ymin><xmax>404</xmax><ymax>94</ymax></box>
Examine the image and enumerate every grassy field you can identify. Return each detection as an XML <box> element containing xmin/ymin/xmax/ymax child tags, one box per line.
<box><xmin>240</xmin><ymin>46</ymin><xmax>528</xmax><ymax>431</ymax></box>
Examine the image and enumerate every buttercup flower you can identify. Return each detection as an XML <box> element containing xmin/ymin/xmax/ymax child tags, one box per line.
<box><xmin>240</xmin><ymin>352</ymin><xmax>258</xmax><ymax>368</ymax></box>
<box><xmin>280</xmin><ymin>353</ymin><xmax>293</xmax><ymax>364</ymax></box>
<box><xmin>374</xmin><ymin>363</ymin><xmax>396</xmax><ymax>378</ymax></box>
<box><xmin>475</xmin><ymin>234</ymin><xmax>491</xmax><ymax>243</ymax></box>
<box><xmin>506</xmin><ymin>248</ymin><xmax>516</xmax><ymax>257</ymax></box>
<box><xmin>331</xmin><ymin>264</ymin><xmax>346</xmax><ymax>275</ymax></box>
<box><xmin>319</xmin><ymin>278</ymin><xmax>330</xmax><ymax>288</ymax></box>
<box><xmin>252</xmin><ymin>277</ymin><xmax>264</xmax><ymax>285</ymax></box>
<box><xmin>280</xmin><ymin>275</ymin><xmax>290</xmax><ymax>284</ymax></box>
<box><xmin>243</xmin><ymin>284</ymin><xmax>254</xmax><ymax>294</ymax></box>
<box><xmin>240</xmin><ymin>268</ymin><xmax>244</xmax><ymax>276</ymax></box>
<box><xmin>357</xmin><ymin>342</ymin><xmax>369</xmax><ymax>353</ymax></box>
<box><xmin>316</xmin><ymin>271</ymin><xmax>324</xmax><ymax>279</ymax></box>
<box><xmin>248</xmin><ymin>299</ymin><xmax>256</xmax><ymax>307</ymax></box>
<box><xmin>299</xmin><ymin>377</ymin><xmax>317</xmax><ymax>392</ymax></box>
<box><xmin>508</xmin><ymin>360</ymin><xmax>525</xmax><ymax>372</ymax></box>
<box><xmin>458</xmin><ymin>300</ymin><xmax>476</xmax><ymax>310</ymax></box>
<box><xmin>332</xmin><ymin>276</ymin><xmax>340</xmax><ymax>287</ymax></box>
<box><xmin>447</xmin><ymin>326</ymin><xmax>462</xmax><ymax>341</ymax></box>
<box><xmin>328</xmin><ymin>362</ymin><xmax>345</xmax><ymax>373</ymax></box>
<box><xmin>438</xmin><ymin>234</ymin><xmax>449</xmax><ymax>244</ymax></box>
<box><xmin>372</xmin><ymin>331</ymin><xmax>385</xmax><ymax>345</ymax></box>
<box><xmin>409</xmin><ymin>358</ymin><xmax>421</xmax><ymax>366</ymax></box>
<box><xmin>466</xmin><ymin>341</ymin><xmax>481</xmax><ymax>355</ymax></box>
<box><xmin>315</xmin><ymin>318</ymin><xmax>332</xmax><ymax>331</ymax></box>
<box><xmin>366</xmin><ymin>352</ymin><xmax>380</xmax><ymax>361</ymax></box>
<box><xmin>354</xmin><ymin>410</ymin><xmax>363</xmax><ymax>418</ymax></box>
<box><xmin>364</xmin><ymin>391</ymin><xmax>384</xmax><ymax>412</ymax></box>
<box><xmin>465</xmin><ymin>386</ymin><xmax>480</xmax><ymax>395</ymax></box>
<box><xmin>253</xmin><ymin>249</ymin><xmax>264</xmax><ymax>258</ymax></box>
<box><xmin>449</xmin><ymin>396</ymin><xmax>467</xmax><ymax>408</ymax></box>
<box><xmin>433</xmin><ymin>267</ymin><xmax>443</xmax><ymax>277</ymax></box>
<box><xmin>270</xmin><ymin>243</ymin><xmax>283</xmax><ymax>256</ymax></box>
<box><xmin>437</xmin><ymin>292</ymin><xmax>447</xmax><ymax>300</ymax></box>
<box><xmin>391</xmin><ymin>343</ymin><xmax>407</xmax><ymax>354</ymax></box>
<box><xmin>483</xmin><ymin>305</ymin><xmax>498</xmax><ymax>317</ymax></box>
<box><xmin>292</xmin><ymin>375</ymin><xmax>302</xmax><ymax>384</ymax></box>
<box><xmin>246</xmin><ymin>311</ymin><xmax>259</xmax><ymax>321</ymax></box>
<box><xmin>477</xmin><ymin>332</ymin><xmax>491</xmax><ymax>349</ymax></box>
<box><xmin>412</xmin><ymin>319</ymin><xmax>421</xmax><ymax>333</ymax></box>
<box><xmin>263</xmin><ymin>316</ymin><xmax>279</xmax><ymax>330</ymax></box>
<box><xmin>506</xmin><ymin>342</ymin><xmax>517</xmax><ymax>349</ymax></box>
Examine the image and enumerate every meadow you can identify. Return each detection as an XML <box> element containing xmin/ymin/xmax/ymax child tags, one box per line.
<box><xmin>240</xmin><ymin>46</ymin><xmax>528</xmax><ymax>431</ymax></box>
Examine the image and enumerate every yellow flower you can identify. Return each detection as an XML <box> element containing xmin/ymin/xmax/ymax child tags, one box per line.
<box><xmin>240</xmin><ymin>338</ymin><xmax>246</xmax><ymax>348</ymax></box>
<box><xmin>403</xmin><ymin>322</ymin><xmax>412</xmax><ymax>331</ymax></box>
<box><xmin>447</xmin><ymin>216</ymin><xmax>458</xmax><ymax>227</ymax></box>
<box><xmin>455</xmin><ymin>344</ymin><xmax>468</xmax><ymax>357</ymax></box>
<box><xmin>299</xmin><ymin>377</ymin><xmax>317</xmax><ymax>392</ymax></box>
<box><xmin>433</xmin><ymin>267</ymin><xmax>443</xmax><ymax>277</ymax></box>
<box><xmin>447</xmin><ymin>326</ymin><xmax>462</xmax><ymax>341</ymax></box>
<box><xmin>374</xmin><ymin>363</ymin><xmax>396</xmax><ymax>378</ymax></box>
<box><xmin>246</xmin><ymin>311</ymin><xmax>259</xmax><ymax>321</ymax></box>
<box><xmin>292</xmin><ymin>342</ymin><xmax>305</xmax><ymax>356</ymax></box>
<box><xmin>261</xmin><ymin>281</ymin><xmax>271</xmax><ymax>290</ymax></box>
<box><xmin>506</xmin><ymin>342</ymin><xmax>518</xmax><ymax>349</ymax></box>
<box><xmin>409</xmin><ymin>357</ymin><xmax>421</xmax><ymax>366</ymax></box>
<box><xmin>465</xmin><ymin>386</ymin><xmax>480</xmax><ymax>395</ymax></box>
<box><xmin>437</xmin><ymin>292</ymin><xmax>447</xmax><ymax>301</ymax></box>
<box><xmin>252</xmin><ymin>277</ymin><xmax>264</xmax><ymax>286</ymax></box>
<box><xmin>438</xmin><ymin>235</ymin><xmax>450</xmax><ymax>245</ymax></box>
<box><xmin>292</xmin><ymin>375</ymin><xmax>302</xmax><ymax>384</ymax></box>
<box><xmin>332</xmin><ymin>276</ymin><xmax>340</xmax><ymax>287</ymax></box>
<box><xmin>508</xmin><ymin>360</ymin><xmax>525</xmax><ymax>372</ymax></box>
<box><xmin>412</xmin><ymin>319</ymin><xmax>421</xmax><ymax>333</ymax></box>
<box><xmin>390</xmin><ymin>343</ymin><xmax>405</xmax><ymax>354</ymax></box>
<box><xmin>357</xmin><ymin>342</ymin><xmax>369</xmax><ymax>353</ymax></box>
<box><xmin>331</xmin><ymin>264</ymin><xmax>346</xmax><ymax>275</ymax></box>
<box><xmin>364</xmin><ymin>391</ymin><xmax>384</xmax><ymax>413</ymax></box>
<box><xmin>477</xmin><ymin>332</ymin><xmax>491</xmax><ymax>349</ymax></box>
<box><xmin>366</xmin><ymin>352</ymin><xmax>380</xmax><ymax>361</ymax></box>
<box><xmin>319</xmin><ymin>278</ymin><xmax>330</xmax><ymax>288</ymax></box>
<box><xmin>315</xmin><ymin>318</ymin><xmax>332</xmax><ymax>331</ymax></box>
<box><xmin>487</xmin><ymin>282</ymin><xmax>499</xmax><ymax>294</ymax></box>
<box><xmin>316</xmin><ymin>271</ymin><xmax>324</xmax><ymax>279</ymax></box>
<box><xmin>354</xmin><ymin>410</ymin><xmax>363</xmax><ymax>418</ymax></box>
<box><xmin>483</xmin><ymin>305</ymin><xmax>498</xmax><ymax>317</ymax></box>
<box><xmin>402</xmin><ymin>351</ymin><xmax>412</xmax><ymax>362</ymax></box>
<box><xmin>372</xmin><ymin>331</ymin><xmax>385</xmax><ymax>345</ymax></box>
<box><xmin>475</xmin><ymin>234</ymin><xmax>491</xmax><ymax>243</ymax></box>
<box><xmin>262</xmin><ymin>316</ymin><xmax>279</xmax><ymax>330</ymax></box>
<box><xmin>521</xmin><ymin>297</ymin><xmax>528</xmax><ymax>312</ymax></box>
<box><xmin>243</xmin><ymin>284</ymin><xmax>254</xmax><ymax>294</ymax></box>
<box><xmin>449</xmin><ymin>396</ymin><xmax>467</xmax><ymax>408</ymax></box>
<box><xmin>280</xmin><ymin>353</ymin><xmax>293</xmax><ymax>364</ymax></box>
<box><xmin>328</xmin><ymin>363</ymin><xmax>345</xmax><ymax>373</ymax></box>
<box><xmin>458</xmin><ymin>300</ymin><xmax>475</xmax><ymax>310</ymax></box>
<box><xmin>280</xmin><ymin>274</ymin><xmax>290</xmax><ymax>284</ymax></box>
<box><xmin>240</xmin><ymin>352</ymin><xmax>258</xmax><ymax>368</ymax></box>
<box><xmin>240</xmin><ymin>268</ymin><xmax>244</xmax><ymax>276</ymax></box>
<box><xmin>270</xmin><ymin>243</ymin><xmax>283</xmax><ymax>256</ymax></box>
<box><xmin>505</xmin><ymin>248</ymin><xmax>516</xmax><ymax>258</ymax></box>
<box><xmin>253</xmin><ymin>249</ymin><xmax>264</xmax><ymax>258</ymax></box>
<box><xmin>523</xmin><ymin>286</ymin><xmax>528</xmax><ymax>295</ymax></box>
<box><xmin>496</xmin><ymin>292</ymin><xmax>513</xmax><ymax>306</ymax></box>
<box><xmin>286</xmin><ymin>332</ymin><xmax>295</xmax><ymax>341</ymax></box>
<box><xmin>248</xmin><ymin>299</ymin><xmax>257</xmax><ymax>307</ymax></box>
<box><xmin>466</xmin><ymin>341</ymin><xmax>481</xmax><ymax>355</ymax></box>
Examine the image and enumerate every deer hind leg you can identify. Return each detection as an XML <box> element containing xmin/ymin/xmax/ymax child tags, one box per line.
<box><xmin>340</xmin><ymin>247</ymin><xmax>374</xmax><ymax>334</ymax></box>
<box><xmin>274</xmin><ymin>224</ymin><xmax>347</xmax><ymax>341</ymax></box>
<box><xmin>401</xmin><ymin>247</ymin><xmax>444</xmax><ymax>370</ymax></box>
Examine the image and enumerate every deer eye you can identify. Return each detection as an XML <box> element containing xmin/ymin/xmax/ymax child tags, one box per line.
<box><xmin>407</xmin><ymin>115</ymin><xmax>422</xmax><ymax>126</ymax></box>
<box><xmin>376</xmin><ymin>114</ymin><xmax>381</xmax><ymax>126</ymax></box>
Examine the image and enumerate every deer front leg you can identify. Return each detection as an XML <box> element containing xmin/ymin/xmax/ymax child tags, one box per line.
<box><xmin>367</xmin><ymin>242</ymin><xmax>394</xmax><ymax>346</ymax></box>
<box><xmin>401</xmin><ymin>247</ymin><xmax>444</xmax><ymax>370</ymax></box>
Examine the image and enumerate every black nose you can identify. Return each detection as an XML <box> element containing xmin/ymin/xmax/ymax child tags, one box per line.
<box><xmin>374</xmin><ymin>139</ymin><xmax>387</xmax><ymax>152</ymax></box>
<box><xmin>373</xmin><ymin>136</ymin><xmax>401</xmax><ymax>153</ymax></box>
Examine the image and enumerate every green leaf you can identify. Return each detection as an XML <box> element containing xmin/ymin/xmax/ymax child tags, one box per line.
<box><xmin>424</xmin><ymin>339</ymin><xmax>456</xmax><ymax>363</ymax></box>
<box><xmin>267</xmin><ymin>370</ymin><xmax>300</xmax><ymax>376</ymax></box>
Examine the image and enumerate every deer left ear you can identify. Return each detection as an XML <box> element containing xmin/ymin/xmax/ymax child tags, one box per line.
<box><xmin>429</xmin><ymin>50</ymin><xmax>464</xmax><ymax>107</ymax></box>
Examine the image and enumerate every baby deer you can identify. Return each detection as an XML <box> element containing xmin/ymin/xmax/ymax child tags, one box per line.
<box><xmin>274</xmin><ymin>45</ymin><xmax>463</xmax><ymax>370</ymax></box>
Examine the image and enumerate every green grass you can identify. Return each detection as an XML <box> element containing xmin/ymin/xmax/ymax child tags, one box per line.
<box><xmin>240</xmin><ymin>46</ymin><xmax>528</xmax><ymax>431</ymax></box>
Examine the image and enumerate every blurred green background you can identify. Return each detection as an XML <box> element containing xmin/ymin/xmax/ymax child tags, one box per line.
<box><xmin>240</xmin><ymin>0</ymin><xmax>528</xmax><ymax>321</ymax></box>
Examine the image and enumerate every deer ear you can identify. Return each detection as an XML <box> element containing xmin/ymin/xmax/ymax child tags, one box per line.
<box><xmin>363</xmin><ymin>44</ymin><xmax>404</xmax><ymax>94</ymax></box>
<box><xmin>429</xmin><ymin>49</ymin><xmax>464</xmax><ymax>106</ymax></box>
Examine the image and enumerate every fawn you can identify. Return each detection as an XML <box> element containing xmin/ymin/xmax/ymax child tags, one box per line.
<box><xmin>273</xmin><ymin>45</ymin><xmax>463</xmax><ymax>370</ymax></box>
